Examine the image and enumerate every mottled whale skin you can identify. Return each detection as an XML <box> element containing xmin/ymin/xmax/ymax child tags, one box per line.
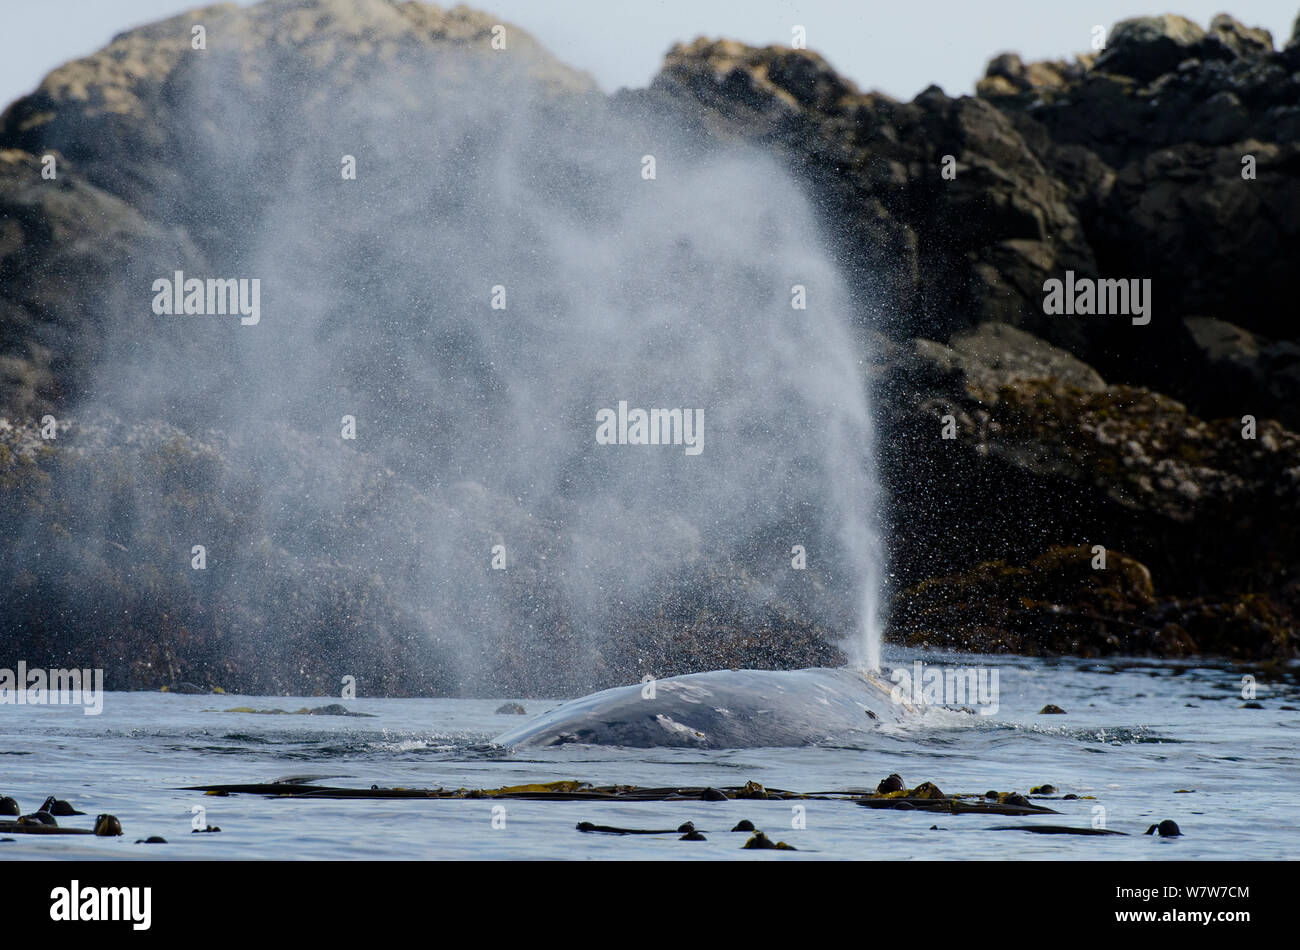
<box><xmin>493</xmin><ymin>667</ymin><xmax>916</xmax><ymax>749</ymax></box>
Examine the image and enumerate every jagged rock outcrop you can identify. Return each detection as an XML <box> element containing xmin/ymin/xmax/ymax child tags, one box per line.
<box><xmin>878</xmin><ymin>320</ymin><xmax>1300</xmax><ymax>580</ymax></box>
<box><xmin>644</xmin><ymin>13</ymin><xmax>1300</xmax><ymax>659</ymax></box>
<box><xmin>0</xmin><ymin>0</ymin><xmax>593</xmax><ymax>219</ymax></box>
<box><xmin>0</xmin><ymin>0</ymin><xmax>597</xmax><ymax>420</ymax></box>
<box><xmin>893</xmin><ymin>545</ymin><xmax>1295</xmax><ymax>659</ymax></box>
<box><xmin>649</xmin><ymin>14</ymin><xmax>1300</xmax><ymax>424</ymax></box>
<box><xmin>876</xmin><ymin>322</ymin><xmax>1299</xmax><ymax>657</ymax></box>
<box><xmin>977</xmin><ymin>13</ymin><xmax>1300</xmax><ymax>400</ymax></box>
<box><xmin>642</xmin><ymin>38</ymin><xmax>1099</xmax><ymax>352</ymax></box>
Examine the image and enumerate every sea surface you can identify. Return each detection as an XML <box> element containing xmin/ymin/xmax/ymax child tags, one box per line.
<box><xmin>4</xmin><ymin>650</ymin><xmax>1298</xmax><ymax>860</ymax></box>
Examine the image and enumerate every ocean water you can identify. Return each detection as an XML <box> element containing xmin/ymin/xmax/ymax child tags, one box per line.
<box><xmin>4</xmin><ymin>650</ymin><xmax>1297</xmax><ymax>860</ymax></box>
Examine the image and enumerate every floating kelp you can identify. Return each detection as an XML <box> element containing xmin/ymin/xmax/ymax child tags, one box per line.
<box><xmin>0</xmin><ymin>823</ymin><xmax>99</xmax><ymax>836</ymax></box>
<box><xmin>218</xmin><ymin>704</ymin><xmax>375</xmax><ymax>717</ymax></box>
<box><xmin>857</xmin><ymin>780</ymin><xmax>1060</xmax><ymax>816</ymax></box>
<box><xmin>577</xmin><ymin>821</ymin><xmax>698</xmax><ymax>835</ymax></box>
<box><xmin>986</xmin><ymin>825</ymin><xmax>1126</xmax><ymax>836</ymax></box>
<box><xmin>176</xmin><ymin>774</ymin><xmax>1200</xmax><ymax>844</ymax></box>
<box><xmin>858</xmin><ymin>798</ymin><xmax>1057</xmax><ymax>816</ymax></box>
<box><xmin>182</xmin><ymin>778</ymin><xmax>819</xmax><ymax>801</ymax></box>
<box><xmin>872</xmin><ymin>780</ymin><xmax>947</xmax><ymax>800</ymax></box>
<box><xmin>575</xmin><ymin>818</ymin><xmax>808</xmax><ymax>849</ymax></box>
<box><xmin>182</xmin><ymin>777</ymin><xmax>1061</xmax><ymax>819</ymax></box>
<box><xmin>0</xmin><ymin>813</ymin><xmax>122</xmax><ymax>836</ymax></box>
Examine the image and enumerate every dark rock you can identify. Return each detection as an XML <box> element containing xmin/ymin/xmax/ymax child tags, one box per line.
<box><xmin>881</xmin><ymin>322</ymin><xmax>1300</xmax><ymax>659</ymax></box>
<box><xmin>700</xmin><ymin>787</ymin><xmax>729</xmax><ymax>801</ymax></box>
<box><xmin>892</xmin><ymin>538</ymin><xmax>1195</xmax><ymax>657</ymax></box>
<box><xmin>978</xmin><ymin>51</ymin><xmax>1094</xmax><ymax>98</ymax></box>
<box><xmin>1094</xmin><ymin>16</ymin><xmax>1207</xmax><ymax>83</ymax></box>
<box><xmin>494</xmin><ymin>702</ymin><xmax>526</xmax><ymax>715</ymax></box>
<box><xmin>1175</xmin><ymin>318</ymin><xmax>1300</xmax><ymax>427</ymax></box>
<box><xmin>977</xmin><ymin>22</ymin><xmax>1300</xmax><ymax>363</ymax></box>
<box><xmin>1039</xmin><ymin>705</ymin><xmax>1067</xmax><ymax>715</ymax></box>
<box><xmin>0</xmin><ymin>797</ymin><xmax>18</xmax><ymax>816</ymax></box>
<box><xmin>1145</xmin><ymin>819</ymin><xmax>1183</xmax><ymax>836</ymax></box>
<box><xmin>679</xmin><ymin>830</ymin><xmax>707</xmax><ymax>841</ymax></box>
<box><xmin>304</xmin><ymin>704</ymin><xmax>366</xmax><ymax>717</ymax></box>
<box><xmin>742</xmin><ymin>831</ymin><xmax>796</xmax><ymax>850</ymax></box>
<box><xmin>40</xmin><ymin>797</ymin><xmax>84</xmax><ymax>816</ymax></box>
<box><xmin>1202</xmin><ymin>14</ymin><xmax>1274</xmax><ymax>61</ymax></box>
<box><xmin>93</xmin><ymin>814</ymin><xmax>122</xmax><ymax>836</ymax></box>
<box><xmin>1030</xmin><ymin>784</ymin><xmax>1058</xmax><ymax>795</ymax></box>
<box><xmin>649</xmin><ymin>38</ymin><xmax>1096</xmax><ymax>346</ymax></box>
<box><xmin>877</xmin><ymin>773</ymin><xmax>905</xmax><ymax>794</ymax></box>
<box><xmin>0</xmin><ymin>150</ymin><xmax>203</xmax><ymax>419</ymax></box>
<box><xmin>730</xmin><ymin>819</ymin><xmax>756</xmax><ymax>832</ymax></box>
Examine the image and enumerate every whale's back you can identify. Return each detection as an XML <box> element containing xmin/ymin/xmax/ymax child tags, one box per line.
<box><xmin>493</xmin><ymin>667</ymin><xmax>911</xmax><ymax>749</ymax></box>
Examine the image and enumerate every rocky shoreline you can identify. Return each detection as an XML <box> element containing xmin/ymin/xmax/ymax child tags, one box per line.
<box><xmin>2</xmin><ymin>3</ymin><xmax>1297</xmax><ymax>694</ymax></box>
<box><xmin>637</xmin><ymin>10</ymin><xmax>1300</xmax><ymax>665</ymax></box>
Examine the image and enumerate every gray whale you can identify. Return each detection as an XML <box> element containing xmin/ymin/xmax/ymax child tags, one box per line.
<box><xmin>493</xmin><ymin>667</ymin><xmax>915</xmax><ymax>749</ymax></box>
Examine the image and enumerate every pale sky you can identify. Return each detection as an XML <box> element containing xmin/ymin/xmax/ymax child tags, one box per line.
<box><xmin>1</xmin><ymin>0</ymin><xmax>1296</xmax><ymax>109</ymax></box>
